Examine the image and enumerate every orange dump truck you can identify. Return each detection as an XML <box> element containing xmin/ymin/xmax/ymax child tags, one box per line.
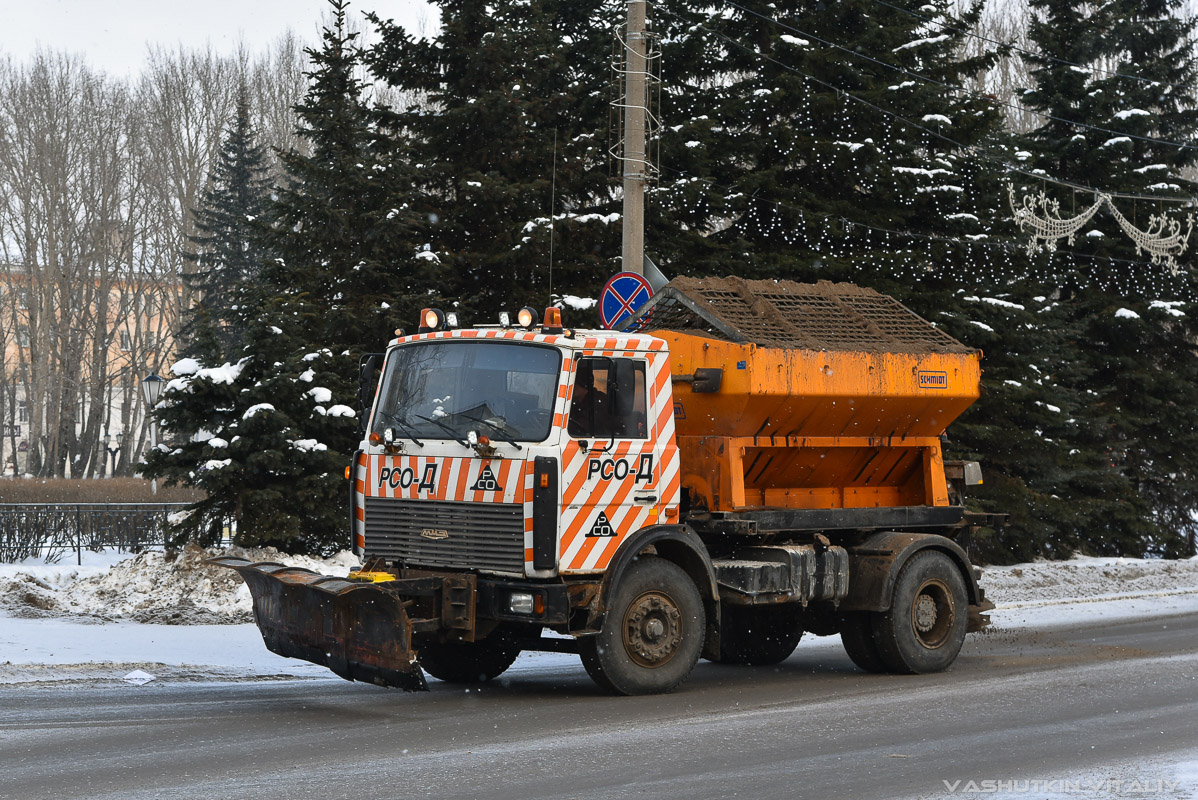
<box><xmin>214</xmin><ymin>277</ymin><xmax>996</xmax><ymax>695</ymax></box>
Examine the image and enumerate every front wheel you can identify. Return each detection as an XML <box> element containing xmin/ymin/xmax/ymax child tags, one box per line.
<box><xmin>417</xmin><ymin>632</ymin><xmax>521</xmax><ymax>684</ymax></box>
<box><xmin>874</xmin><ymin>551</ymin><xmax>968</xmax><ymax>674</ymax></box>
<box><xmin>580</xmin><ymin>556</ymin><xmax>705</xmax><ymax>695</ymax></box>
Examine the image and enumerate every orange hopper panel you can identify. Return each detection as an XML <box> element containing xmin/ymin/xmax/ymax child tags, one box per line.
<box><xmin>623</xmin><ymin>277</ymin><xmax>981</xmax><ymax>513</ymax></box>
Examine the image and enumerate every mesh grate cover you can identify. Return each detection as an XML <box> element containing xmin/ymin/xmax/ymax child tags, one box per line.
<box><xmin>621</xmin><ymin>276</ymin><xmax>974</xmax><ymax>354</ymax></box>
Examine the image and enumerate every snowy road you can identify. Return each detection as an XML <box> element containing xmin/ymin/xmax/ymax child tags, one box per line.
<box><xmin>2</xmin><ymin>597</ymin><xmax>1196</xmax><ymax>800</ymax></box>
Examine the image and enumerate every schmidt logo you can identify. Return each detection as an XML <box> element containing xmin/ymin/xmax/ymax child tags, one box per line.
<box><xmin>918</xmin><ymin>371</ymin><xmax>948</xmax><ymax>389</ymax></box>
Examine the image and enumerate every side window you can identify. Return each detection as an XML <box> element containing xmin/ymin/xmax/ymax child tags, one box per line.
<box><xmin>568</xmin><ymin>357</ymin><xmax>647</xmax><ymax>439</ymax></box>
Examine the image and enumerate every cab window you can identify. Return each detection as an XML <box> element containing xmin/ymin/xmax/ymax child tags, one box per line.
<box><xmin>568</xmin><ymin>357</ymin><xmax>647</xmax><ymax>439</ymax></box>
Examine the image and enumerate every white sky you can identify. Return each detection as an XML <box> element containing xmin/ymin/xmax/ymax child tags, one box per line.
<box><xmin>0</xmin><ymin>0</ymin><xmax>437</xmax><ymax>78</ymax></box>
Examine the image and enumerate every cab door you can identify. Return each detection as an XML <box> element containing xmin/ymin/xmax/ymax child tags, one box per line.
<box><xmin>558</xmin><ymin>354</ymin><xmax>658</xmax><ymax>574</ymax></box>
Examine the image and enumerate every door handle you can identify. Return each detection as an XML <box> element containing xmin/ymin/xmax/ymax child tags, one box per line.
<box><xmin>634</xmin><ymin>494</ymin><xmax>658</xmax><ymax>504</ymax></box>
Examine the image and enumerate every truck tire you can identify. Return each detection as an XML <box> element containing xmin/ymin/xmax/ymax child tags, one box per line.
<box><xmin>416</xmin><ymin>635</ymin><xmax>520</xmax><ymax>684</ymax></box>
<box><xmin>873</xmin><ymin>550</ymin><xmax>968</xmax><ymax>674</ymax></box>
<box><xmin>839</xmin><ymin>612</ymin><xmax>888</xmax><ymax>673</ymax></box>
<box><xmin>717</xmin><ymin>604</ymin><xmax>803</xmax><ymax>665</ymax></box>
<box><xmin>580</xmin><ymin>556</ymin><xmax>705</xmax><ymax>695</ymax></box>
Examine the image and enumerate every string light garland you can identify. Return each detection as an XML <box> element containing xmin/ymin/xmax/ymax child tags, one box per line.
<box><xmin>650</xmin><ymin>165</ymin><xmax>1197</xmax><ymax>300</ymax></box>
<box><xmin>1008</xmin><ymin>184</ymin><xmax>1195</xmax><ymax>270</ymax></box>
<box><xmin>622</xmin><ymin>11</ymin><xmax>1198</xmax><ymax>299</ymax></box>
<box><xmin>1107</xmin><ymin>202</ymin><xmax>1195</xmax><ymax>270</ymax></box>
<box><xmin>1009</xmin><ymin>186</ymin><xmax>1106</xmax><ymax>256</ymax></box>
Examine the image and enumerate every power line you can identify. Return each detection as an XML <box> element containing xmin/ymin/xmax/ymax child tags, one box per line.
<box><xmin>658</xmin><ymin>7</ymin><xmax>1196</xmax><ymax>204</ymax></box>
<box><xmin>719</xmin><ymin>0</ymin><xmax>1198</xmax><ymax>156</ymax></box>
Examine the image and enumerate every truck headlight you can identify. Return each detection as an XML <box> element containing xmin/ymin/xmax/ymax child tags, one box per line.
<box><xmin>509</xmin><ymin>592</ymin><xmax>535</xmax><ymax>614</ymax></box>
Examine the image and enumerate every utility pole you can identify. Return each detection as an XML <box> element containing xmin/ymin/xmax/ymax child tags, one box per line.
<box><xmin>621</xmin><ymin>0</ymin><xmax>648</xmax><ymax>276</ymax></box>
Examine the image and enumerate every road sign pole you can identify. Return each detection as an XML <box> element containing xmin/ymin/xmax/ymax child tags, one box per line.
<box><xmin>621</xmin><ymin>0</ymin><xmax>647</xmax><ymax>277</ymax></box>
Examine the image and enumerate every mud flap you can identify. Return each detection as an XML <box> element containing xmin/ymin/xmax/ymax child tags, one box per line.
<box><xmin>209</xmin><ymin>556</ymin><xmax>428</xmax><ymax>691</ymax></box>
<box><xmin>967</xmin><ymin>598</ymin><xmax>996</xmax><ymax>633</ymax></box>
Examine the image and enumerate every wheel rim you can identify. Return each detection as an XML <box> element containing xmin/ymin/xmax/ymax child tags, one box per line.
<box><xmin>623</xmin><ymin>590</ymin><xmax>684</xmax><ymax>668</ymax></box>
<box><xmin>909</xmin><ymin>578</ymin><xmax>955</xmax><ymax>649</ymax></box>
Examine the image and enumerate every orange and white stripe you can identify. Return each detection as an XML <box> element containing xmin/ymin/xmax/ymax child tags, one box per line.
<box><xmin>363</xmin><ymin>454</ymin><xmax>527</xmax><ymax>505</ymax></box>
<box><xmin>352</xmin><ymin>451</ymin><xmax>368</xmax><ymax>551</ymax></box>
<box><xmin>360</xmin><ymin>328</ymin><xmax>681</xmax><ymax>577</ymax></box>
<box><xmin>556</xmin><ymin>348</ymin><xmax>681</xmax><ymax>575</ymax></box>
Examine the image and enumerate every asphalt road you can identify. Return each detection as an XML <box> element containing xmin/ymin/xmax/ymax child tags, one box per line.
<box><xmin>2</xmin><ymin>610</ymin><xmax>1197</xmax><ymax>800</ymax></box>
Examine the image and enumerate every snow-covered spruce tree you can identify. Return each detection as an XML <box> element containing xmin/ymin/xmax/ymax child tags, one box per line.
<box><xmin>365</xmin><ymin>0</ymin><xmax>622</xmax><ymax>323</ymax></box>
<box><xmin>145</xmin><ymin>0</ymin><xmax>434</xmax><ymax>553</ymax></box>
<box><xmin>143</xmin><ymin>304</ymin><xmax>355</xmax><ymax>551</ymax></box>
<box><xmin>1018</xmin><ymin>0</ymin><xmax>1198</xmax><ymax>557</ymax></box>
<box><xmin>181</xmin><ymin>88</ymin><xmax>273</xmax><ymax>362</ymax></box>
<box><xmin>648</xmin><ymin>1</ymin><xmax>1007</xmax><ymax>290</ymax></box>
<box><xmin>925</xmin><ymin>293</ymin><xmax>1089</xmax><ymax>563</ymax></box>
<box><xmin>142</xmin><ymin>88</ymin><xmax>277</xmax><ymax>546</ymax></box>
<box><xmin>646</xmin><ymin>2</ymin><xmax>1092</xmax><ymax>562</ymax></box>
<box><xmin>266</xmin><ymin>1</ymin><xmax>435</xmax><ymax>354</ymax></box>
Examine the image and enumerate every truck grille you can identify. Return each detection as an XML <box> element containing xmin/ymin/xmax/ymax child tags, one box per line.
<box><xmin>363</xmin><ymin>498</ymin><xmax>525</xmax><ymax>574</ymax></box>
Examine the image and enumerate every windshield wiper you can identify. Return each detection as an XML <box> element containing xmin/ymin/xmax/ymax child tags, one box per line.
<box><xmin>460</xmin><ymin>412</ymin><xmax>523</xmax><ymax>451</ymax></box>
<box><xmin>415</xmin><ymin>414</ymin><xmax>470</xmax><ymax>446</ymax></box>
<box><xmin>377</xmin><ymin>413</ymin><xmax>424</xmax><ymax>447</ymax></box>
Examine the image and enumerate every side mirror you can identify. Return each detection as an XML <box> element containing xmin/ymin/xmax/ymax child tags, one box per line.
<box><xmin>358</xmin><ymin>353</ymin><xmax>383</xmax><ymax>432</ymax></box>
<box><xmin>609</xmin><ymin>358</ymin><xmax>637</xmax><ymax>418</ymax></box>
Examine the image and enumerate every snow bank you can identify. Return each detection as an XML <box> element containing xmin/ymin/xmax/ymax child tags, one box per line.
<box><xmin>0</xmin><ymin>545</ymin><xmax>359</xmax><ymax>625</ymax></box>
<box><xmin>981</xmin><ymin>554</ymin><xmax>1198</xmax><ymax>606</ymax></box>
<box><xmin>0</xmin><ymin>552</ymin><xmax>1195</xmax><ymax>686</ymax></box>
<box><xmin>5</xmin><ymin>549</ymin><xmax>1194</xmax><ymax>628</ymax></box>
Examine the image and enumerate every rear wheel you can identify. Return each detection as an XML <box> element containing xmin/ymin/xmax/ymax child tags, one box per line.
<box><xmin>580</xmin><ymin>556</ymin><xmax>705</xmax><ymax>695</ymax></box>
<box><xmin>417</xmin><ymin>632</ymin><xmax>521</xmax><ymax>684</ymax></box>
<box><xmin>874</xmin><ymin>551</ymin><xmax>968</xmax><ymax>674</ymax></box>
<box><xmin>717</xmin><ymin>604</ymin><xmax>803</xmax><ymax>665</ymax></box>
<box><xmin>839</xmin><ymin>612</ymin><xmax>888</xmax><ymax>673</ymax></box>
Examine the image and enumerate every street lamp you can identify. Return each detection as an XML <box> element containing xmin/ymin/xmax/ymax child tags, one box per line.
<box><xmin>141</xmin><ymin>373</ymin><xmax>165</xmax><ymax>495</ymax></box>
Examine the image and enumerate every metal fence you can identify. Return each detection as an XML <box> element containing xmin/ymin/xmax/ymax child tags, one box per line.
<box><xmin>0</xmin><ymin>503</ymin><xmax>192</xmax><ymax>564</ymax></box>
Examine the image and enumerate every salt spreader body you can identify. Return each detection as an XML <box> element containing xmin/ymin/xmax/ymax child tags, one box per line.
<box><xmin>214</xmin><ymin>277</ymin><xmax>996</xmax><ymax>694</ymax></box>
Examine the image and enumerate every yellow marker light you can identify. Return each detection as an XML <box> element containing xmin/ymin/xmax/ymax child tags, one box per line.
<box><xmin>344</xmin><ymin>466</ymin><xmax>352</xmax><ymax>480</ymax></box>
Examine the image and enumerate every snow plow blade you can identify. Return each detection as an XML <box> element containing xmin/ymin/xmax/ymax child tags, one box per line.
<box><xmin>209</xmin><ymin>556</ymin><xmax>428</xmax><ymax>691</ymax></box>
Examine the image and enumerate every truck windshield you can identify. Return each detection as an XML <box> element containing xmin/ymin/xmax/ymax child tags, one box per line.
<box><xmin>372</xmin><ymin>340</ymin><xmax>562</xmax><ymax>443</ymax></box>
